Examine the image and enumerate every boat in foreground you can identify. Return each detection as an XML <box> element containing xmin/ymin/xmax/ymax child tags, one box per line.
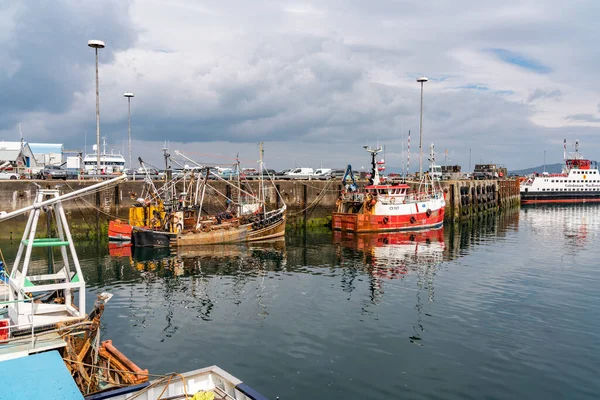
<box><xmin>333</xmin><ymin>145</ymin><xmax>445</xmax><ymax>233</ymax></box>
<box><xmin>0</xmin><ymin>177</ymin><xmax>270</xmax><ymax>399</ymax></box>
<box><xmin>0</xmin><ymin>176</ymin><xmax>149</xmax><ymax>396</ymax></box>
<box><xmin>520</xmin><ymin>139</ymin><xmax>600</xmax><ymax>204</ymax></box>
<box><xmin>92</xmin><ymin>365</ymin><xmax>267</xmax><ymax>400</ymax></box>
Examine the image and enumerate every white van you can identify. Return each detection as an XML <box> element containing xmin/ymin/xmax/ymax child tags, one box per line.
<box><xmin>284</xmin><ymin>167</ymin><xmax>314</xmax><ymax>180</ymax></box>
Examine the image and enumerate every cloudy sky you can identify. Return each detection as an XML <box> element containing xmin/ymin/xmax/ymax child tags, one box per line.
<box><xmin>1</xmin><ymin>0</ymin><xmax>599</xmax><ymax>171</ymax></box>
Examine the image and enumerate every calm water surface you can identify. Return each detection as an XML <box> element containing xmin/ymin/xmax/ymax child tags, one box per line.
<box><xmin>2</xmin><ymin>205</ymin><xmax>600</xmax><ymax>399</ymax></box>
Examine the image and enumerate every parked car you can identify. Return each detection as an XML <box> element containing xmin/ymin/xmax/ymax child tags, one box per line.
<box><xmin>40</xmin><ymin>165</ymin><xmax>67</xmax><ymax>180</ymax></box>
<box><xmin>242</xmin><ymin>168</ymin><xmax>258</xmax><ymax>176</ymax></box>
<box><xmin>220</xmin><ymin>169</ymin><xmax>239</xmax><ymax>180</ymax></box>
<box><xmin>0</xmin><ymin>171</ymin><xmax>19</xmax><ymax>180</ymax></box>
<box><xmin>329</xmin><ymin>169</ymin><xmax>346</xmax><ymax>179</ymax></box>
<box><xmin>313</xmin><ymin>168</ymin><xmax>332</xmax><ymax>180</ymax></box>
<box><xmin>473</xmin><ymin>171</ymin><xmax>492</xmax><ymax>180</ymax></box>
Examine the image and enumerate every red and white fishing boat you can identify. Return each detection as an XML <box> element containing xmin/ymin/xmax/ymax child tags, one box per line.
<box><xmin>520</xmin><ymin>139</ymin><xmax>600</xmax><ymax>204</ymax></box>
<box><xmin>333</xmin><ymin>145</ymin><xmax>445</xmax><ymax>233</ymax></box>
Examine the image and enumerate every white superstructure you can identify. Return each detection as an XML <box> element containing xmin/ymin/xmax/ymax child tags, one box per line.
<box><xmin>83</xmin><ymin>138</ymin><xmax>126</xmax><ymax>173</ymax></box>
<box><xmin>83</xmin><ymin>152</ymin><xmax>126</xmax><ymax>173</ymax></box>
<box><xmin>520</xmin><ymin>139</ymin><xmax>600</xmax><ymax>203</ymax></box>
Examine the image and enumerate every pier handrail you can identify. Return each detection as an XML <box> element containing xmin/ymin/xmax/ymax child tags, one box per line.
<box><xmin>0</xmin><ymin>174</ymin><xmax>127</xmax><ymax>221</ymax></box>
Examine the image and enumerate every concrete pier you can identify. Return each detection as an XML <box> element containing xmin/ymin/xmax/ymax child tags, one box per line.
<box><xmin>0</xmin><ymin>178</ymin><xmax>520</xmax><ymax>224</ymax></box>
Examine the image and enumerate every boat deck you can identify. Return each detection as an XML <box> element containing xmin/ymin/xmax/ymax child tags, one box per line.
<box><xmin>0</xmin><ymin>330</ymin><xmax>67</xmax><ymax>362</ymax></box>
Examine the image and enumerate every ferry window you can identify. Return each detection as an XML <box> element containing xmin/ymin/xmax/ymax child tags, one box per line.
<box><xmin>551</xmin><ymin>180</ymin><xmax>554</xmax><ymax>183</ymax></box>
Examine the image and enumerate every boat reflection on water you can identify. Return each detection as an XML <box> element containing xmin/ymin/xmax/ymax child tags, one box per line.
<box><xmin>108</xmin><ymin>241</ymin><xmax>133</xmax><ymax>258</ymax></box>
<box><xmin>334</xmin><ymin>229</ymin><xmax>445</xmax><ymax>344</ymax></box>
<box><xmin>333</xmin><ymin>228</ymin><xmax>445</xmax><ymax>277</ymax></box>
<box><xmin>521</xmin><ymin>204</ymin><xmax>599</xmax><ymax>249</ymax></box>
<box><xmin>125</xmin><ymin>240</ymin><xmax>287</xmax><ymax>278</ymax></box>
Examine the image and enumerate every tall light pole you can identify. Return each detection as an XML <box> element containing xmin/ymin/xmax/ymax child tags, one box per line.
<box><xmin>124</xmin><ymin>92</ymin><xmax>134</xmax><ymax>170</ymax></box>
<box><xmin>88</xmin><ymin>40</ymin><xmax>105</xmax><ymax>174</ymax></box>
<box><xmin>417</xmin><ymin>76</ymin><xmax>428</xmax><ymax>177</ymax></box>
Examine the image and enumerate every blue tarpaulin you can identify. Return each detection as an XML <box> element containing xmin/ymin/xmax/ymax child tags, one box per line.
<box><xmin>0</xmin><ymin>350</ymin><xmax>83</xmax><ymax>400</ymax></box>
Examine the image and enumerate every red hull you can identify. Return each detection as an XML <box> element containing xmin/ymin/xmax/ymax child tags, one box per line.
<box><xmin>332</xmin><ymin>207</ymin><xmax>445</xmax><ymax>233</ymax></box>
<box><xmin>108</xmin><ymin>220</ymin><xmax>133</xmax><ymax>241</ymax></box>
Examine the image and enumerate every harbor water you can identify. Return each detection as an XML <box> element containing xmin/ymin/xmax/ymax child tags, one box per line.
<box><xmin>1</xmin><ymin>205</ymin><xmax>599</xmax><ymax>399</ymax></box>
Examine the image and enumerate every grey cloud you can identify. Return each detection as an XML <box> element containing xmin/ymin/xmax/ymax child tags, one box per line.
<box><xmin>0</xmin><ymin>0</ymin><xmax>137</xmax><ymax>127</ymax></box>
<box><xmin>528</xmin><ymin>88</ymin><xmax>562</xmax><ymax>102</ymax></box>
<box><xmin>3</xmin><ymin>0</ymin><xmax>600</xmax><ymax>171</ymax></box>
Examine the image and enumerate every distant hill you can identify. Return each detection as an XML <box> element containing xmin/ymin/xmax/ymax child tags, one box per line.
<box><xmin>509</xmin><ymin>163</ymin><xmax>563</xmax><ymax>175</ymax></box>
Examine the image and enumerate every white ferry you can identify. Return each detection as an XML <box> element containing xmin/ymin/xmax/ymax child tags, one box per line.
<box><xmin>83</xmin><ymin>138</ymin><xmax>126</xmax><ymax>174</ymax></box>
<box><xmin>520</xmin><ymin>139</ymin><xmax>600</xmax><ymax>204</ymax></box>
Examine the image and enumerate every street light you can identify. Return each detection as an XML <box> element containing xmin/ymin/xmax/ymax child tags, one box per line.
<box><xmin>417</xmin><ymin>76</ymin><xmax>428</xmax><ymax>177</ymax></box>
<box><xmin>124</xmin><ymin>92</ymin><xmax>134</xmax><ymax>171</ymax></box>
<box><xmin>88</xmin><ymin>40</ymin><xmax>105</xmax><ymax>174</ymax></box>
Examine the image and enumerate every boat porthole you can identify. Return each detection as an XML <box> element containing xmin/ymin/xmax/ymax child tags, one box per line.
<box><xmin>383</xmin><ymin>217</ymin><xmax>389</xmax><ymax>224</ymax></box>
<box><xmin>426</xmin><ymin>209</ymin><xmax>432</xmax><ymax>217</ymax></box>
<box><xmin>410</xmin><ymin>216</ymin><xmax>416</xmax><ymax>224</ymax></box>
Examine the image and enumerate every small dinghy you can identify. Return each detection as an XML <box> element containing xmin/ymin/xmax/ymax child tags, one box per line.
<box><xmin>90</xmin><ymin>365</ymin><xmax>267</xmax><ymax>400</ymax></box>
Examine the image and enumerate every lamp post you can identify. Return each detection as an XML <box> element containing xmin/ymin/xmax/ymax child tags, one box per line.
<box><xmin>88</xmin><ymin>40</ymin><xmax>105</xmax><ymax>174</ymax></box>
<box><xmin>417</xmin><ymin>76</ymin><xmax>428</xmax><ymax>177</ymax></box>
<box><xmin>124</xmin><ymin>92</ymin><xmax>134</xmax><ymax>171</ymax></box>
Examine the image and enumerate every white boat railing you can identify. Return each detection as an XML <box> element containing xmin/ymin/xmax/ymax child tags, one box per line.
<box><xmin>341</xmin><ymin>191</ymin><xmax>443</xmax><ymax>204</ymax></box>
<box><xmin>0</xmin><ymin>277</ymin><xmax>36</xmax><ymax>348</ymax></box>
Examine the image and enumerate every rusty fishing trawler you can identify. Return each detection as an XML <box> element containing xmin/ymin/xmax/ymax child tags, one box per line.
<box><xmin>129</xmin><ymin>143</ymin><xmax>286</xmax><ymax>248</ymax></box>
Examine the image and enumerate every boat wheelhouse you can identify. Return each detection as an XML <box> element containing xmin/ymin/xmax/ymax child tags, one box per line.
<box><xmin>520</xmin><ymin>139</ymin><xmax>600</xmax><ymax>204</ymax></box>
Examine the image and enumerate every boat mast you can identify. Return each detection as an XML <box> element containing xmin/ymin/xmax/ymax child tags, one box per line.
<box><xmin>364</xmin><ymin>145</ymin><xmax>382</xmax><ymax>185</ymax></box>
<box><xmin>258</xmin><ymin>142</ymin><xmax>264</xmax><ymax>207</ymax></box>
<box><xmin>162</xmin><ymin>142</ymin><xmax>170</xmax><ymax>210</ymax></box>
<box><xmin>429</xmin><ymin>143</ymin><xmax>436</xmax><ymax>192</ymax></box>
<box><xmin>417</xmin><ymin>76</ymin><xmax>428</xmax><ymax>178</ymax></box>
<box><xmin>236</xmin><ymin>152</ymin><xmax>241</xmax><ymax>211</ymax></box>
<box><xmin>195</xmin><ymin>167</ymin><xmax>210</xmax><ymax>228</ymax></box>
<box><xmin>407</xmin><ymin>130</ymin><xmax>411</xmax><ymax>178</ymax></box>
<box><xmin>401</xmin><ymin>124</ymin><xmax>405</xmax><ymax>178</ymax></box>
